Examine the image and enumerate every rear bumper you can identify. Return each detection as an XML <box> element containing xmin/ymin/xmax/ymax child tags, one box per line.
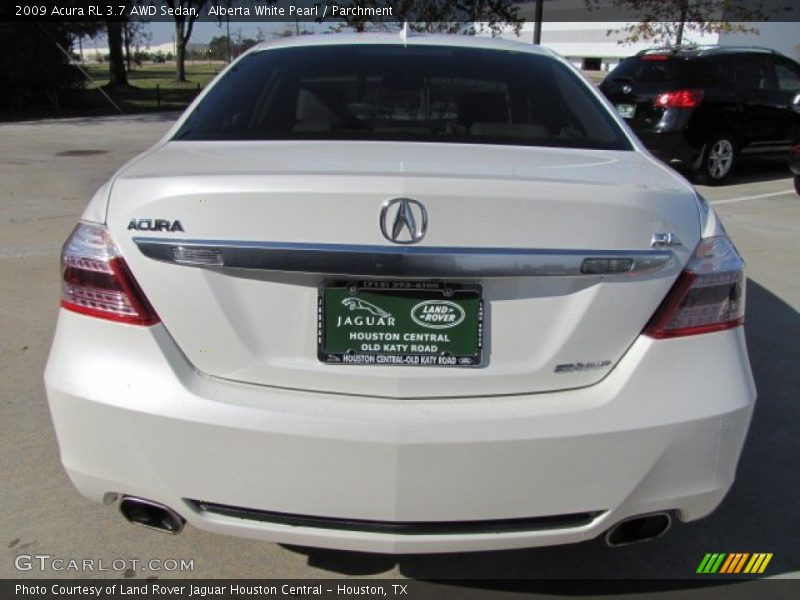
<box><xmin>790</xmin><ymin>145</ymin><xmax>800</xmax><ymax>176</ymax></box>
<box><xmin>634</xmin><ymin>129</ymin><xmax>701</xmax><ymax>168</ymax></box>
<box><xmin>45</xmin><ymin>310</ymin><xmax>756</xmax><ymax>553</ymax></box>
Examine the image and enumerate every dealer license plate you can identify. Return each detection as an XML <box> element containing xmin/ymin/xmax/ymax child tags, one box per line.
<box><xmin>616</xmin><ymin>103</ymin><xmax>636</xmax><ymax>119</ymax></box>
<box><xmin>318</xmin><ymin>281</ymin><xmax>483</xmax><ymax>367</ymax></box>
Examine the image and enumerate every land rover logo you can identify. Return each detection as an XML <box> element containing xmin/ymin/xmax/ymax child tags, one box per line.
<box><xmin>410</xmin><ymin>300</ymin><xmax>465</xmax><ymax>330</ymax></box>
<box><xmin>380</xmin><ymin>198</ymin><xmax>427</xmax><ymax>244</ymax></box>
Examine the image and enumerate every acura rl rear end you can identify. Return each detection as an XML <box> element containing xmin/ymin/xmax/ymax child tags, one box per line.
<box><xmin>44</xmin><ymin>34</ymin><xmax>756</xmax><ymax>553</ymax></box>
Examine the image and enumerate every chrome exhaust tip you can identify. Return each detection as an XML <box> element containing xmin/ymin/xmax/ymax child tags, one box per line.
<box><xmin>119</xmin><ymin>496</ymin><xmax>185</xmax><ymax>534</ymax></box>
<box><xmin>605</xmin><ymin>512</ymin><xmax>672</xmax><ymax>547</ymax></box>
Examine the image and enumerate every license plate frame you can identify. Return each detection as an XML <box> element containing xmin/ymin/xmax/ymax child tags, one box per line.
<box><xmin>318</xmin><ymin>281</ymin><xmax>484</xmax><ymax>367</ymax></box>
<box><xmin>616</xmin><ymin>103</ymin><xmax>636</xmax><ymax>119</ymax></box>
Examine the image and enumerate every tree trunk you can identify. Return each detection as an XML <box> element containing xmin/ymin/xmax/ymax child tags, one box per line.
<box><xmin>533</xmin><ymin>0</ymin><xmax>543</xmax><ymax>45</ymax></box>
<box><xmin>123</xmin><ymin>24</ymin><xmax>132</xmax><ymax>72</ymax></box>
<box><xmin>176</xmin><ymin>42</ymin><xmax>187</xmax><ymax>81</ymax></box>
<box><xmin>106</xmin><ymin>21</ymin><xmax>129</xmax><ymax>88</ymax></box>
<box><xmin>175</xmin><ymin>19</ymin><xmax>188</xmax><ymax>81</ymax></box>
<box><xmin>675</xmin><ymin>3</ymin><xmax>688</xmax><ymax>47</ymax></box>
<box><xmin>176</xmin><ymin>43</ymin><xmax>186</xmax><ymax>80</ymax></box>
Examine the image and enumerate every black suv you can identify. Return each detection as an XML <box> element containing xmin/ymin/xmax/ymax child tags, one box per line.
<box><xmin>600</xmin><ymin>46</ymin><xmax>800</xmax><ymax>185</ymax></box>
<box><xmin>792</xmin><ymin>93</ymin><xmax>800</xmax><ymax>194</ymax></box>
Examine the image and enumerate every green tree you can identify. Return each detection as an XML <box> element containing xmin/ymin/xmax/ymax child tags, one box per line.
<box><xmin>104</xmin><ymin>1</ymin><xmax>146</xmax><ymax>88</ymax></box>
<box><xmin>162</xmin><ymin>0</ymin><xmax>210</xmax><ymax>81</ymax></box>
<box><xmin>105</xmin><ymin>20</ymin><xmax>129</xmax><ymax>87</ymax></box>
<box><xmin>586</xmin><ymin>0</ymin><xmax>768</xmax><ymax>47</ymax></box>
<box><xmin>236</xmin><ymin>38</ymin><xmax>259</xmax><ymax>55</ymax></box>
<box><xmin>0</xmin><ymin>22</ymin><xmax>103</xmax><ymax>112</ymax></box>
<box><xmin>208</xmin><ymin>35</ymin><xmax>229</xmax><ymax>60</ymax></box>
<box><xmin>123</xmin><ymin>21</ymin><xmax>152</xmax><ymax>72</ymax></box>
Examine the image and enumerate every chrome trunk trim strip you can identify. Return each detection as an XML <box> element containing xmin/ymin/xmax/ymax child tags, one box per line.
<box><xmin>133</xmin><ymin>238</ymin><xmax>674</xmax><ymax>278</ymax></box>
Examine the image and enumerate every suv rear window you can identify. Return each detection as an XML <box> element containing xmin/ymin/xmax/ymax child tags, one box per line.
<box><xmin>174</xmin><ymin>45</ymin><xmax>631</xmax><ymax>151</ymax></box>
<box><xmin>611</xmin><ymin>56</ymin><xmax>689</xmax><ymax>84</ymax></box>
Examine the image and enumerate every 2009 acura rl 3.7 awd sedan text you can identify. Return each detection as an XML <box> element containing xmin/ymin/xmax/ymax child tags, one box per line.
<box><xmin>45</xmin><ymin>34</ymin><xmax>756</xmax><ymax>553</ymax></box>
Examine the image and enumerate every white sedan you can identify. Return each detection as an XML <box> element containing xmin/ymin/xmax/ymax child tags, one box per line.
<box><xmin>45</xmin><ymin>33</ymin><xmax>755</xmax><ymax>553</ymax></box>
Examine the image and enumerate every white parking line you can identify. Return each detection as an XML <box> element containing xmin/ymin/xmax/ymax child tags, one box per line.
<box><xmin>710</xmin><ymin>190</ymin><xmax>795</xmax><ymax>205</ymax></box>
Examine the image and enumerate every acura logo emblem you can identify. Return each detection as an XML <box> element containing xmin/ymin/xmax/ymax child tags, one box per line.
<box><xmin>380</xmin><ymin>198</ymin><xmax>427</xmax><ymax>244</ymax></box>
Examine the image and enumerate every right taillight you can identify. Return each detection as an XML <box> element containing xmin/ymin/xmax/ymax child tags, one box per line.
<box><xmin>644</xmin><ymin>236</ymin><xmax>744</xmax><ymax>339</ymax></box>
<box><xmin>61</xmin><ymin>222</ymin><xmax>159</xmax><ymax>326</ymax></box>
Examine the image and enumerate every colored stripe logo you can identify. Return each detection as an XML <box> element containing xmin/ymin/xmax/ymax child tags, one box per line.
<box><xmin>697</xmin><ymin>553</ymin><xmax>773</xmax><ymax>574</ymax></box>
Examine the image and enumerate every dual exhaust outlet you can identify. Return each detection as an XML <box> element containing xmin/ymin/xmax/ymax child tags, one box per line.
<box><xmin>118</xmin><ymin>495</ymin><xmax>672</xmax><ymax>547</ymax></box>
<box><xmin>119</xmin><ymin>496</ymin><xmax>185</xmax><ymax>535</ymax></box>
<box><xmin>604</xmin><ymin>512</ymin><xmax>672</xmax><ymax>547</ymax></box>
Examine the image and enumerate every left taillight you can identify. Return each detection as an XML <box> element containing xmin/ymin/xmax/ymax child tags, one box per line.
<box><xmin>654</xmin><ymin>89</ymin><xmax>704</xmax><ymax>109</ymax></box>
<box><xmin>60</xmin><ymin>222</ymin><xmax>159</xmax><ymax>326</ymax></box>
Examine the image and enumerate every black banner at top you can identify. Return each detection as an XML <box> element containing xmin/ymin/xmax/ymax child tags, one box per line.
<box><xmin>3</xmin><ymin>0</ymin><xmax>799</xmax><ymax>23</ymax></box>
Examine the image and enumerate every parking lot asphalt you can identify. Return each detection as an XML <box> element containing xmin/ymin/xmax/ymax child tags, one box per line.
<box><xmin>1</xmin><ymin>114</ymin><xmax>798</xmax><ymax>587</ymax></box>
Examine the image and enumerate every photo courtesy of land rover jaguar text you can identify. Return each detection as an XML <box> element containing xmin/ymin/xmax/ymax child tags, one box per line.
<box><xmin>44</xmin><ymin>34</ymin><xmax>756</xmax><ymax>553</ymax></box>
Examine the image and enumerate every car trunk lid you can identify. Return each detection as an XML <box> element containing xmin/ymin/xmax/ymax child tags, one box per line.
<box><xmin>108</xmin><ymin>141</ymin><xmax>699</xmax><ymax>398</ymax></box>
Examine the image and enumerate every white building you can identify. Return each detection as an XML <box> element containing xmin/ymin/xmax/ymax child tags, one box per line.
<box><xmin>717</xmin><ymin>22</ymin><xmax>799</xmax><ymax>60</ymax></box>
<box><xmin>78</xmin><ymin>41</ymin><xmax>211</xmax><ymax>62</ymax></box>
<box><xmin>501</xmin><ymin>22</ymin><xmax>718</xmax><ymax>71</ymax></box>
<box><xmin>496</xmin><ymin>1</ymin><xmax>800</xmax><ymax>71</ymax></box>
<box><xmin>79</xmin><ymin>41</ymin><xmax>177</xmax><ymax>60</ymax></box>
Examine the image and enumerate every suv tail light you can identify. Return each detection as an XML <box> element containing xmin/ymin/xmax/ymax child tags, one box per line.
<box><xmin>654</xmin><ymin>89</ymin><xmax>704</xmax><ymax>109</ymax></box>
<box><xmin>61</xmin><ymin>222</ymin><xmax>159</xmax><ymax>326</ymax></box>
<box><xmin>644</xmin><ymin>235</ymin><xmax>744</xmax><ymax>339</ymax></box>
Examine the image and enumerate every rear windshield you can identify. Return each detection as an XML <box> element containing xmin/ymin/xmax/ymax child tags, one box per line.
<box><xmin>610</xmin><ymin>56</ymin><xmax>690</xmax><ymax>84</ymax></box>
<box><xmin>174</xmin><ymin>44</ymin><xmax>631</xmax><ymax>151</ymax></box>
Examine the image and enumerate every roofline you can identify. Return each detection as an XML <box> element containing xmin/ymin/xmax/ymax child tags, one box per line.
<box><xmin>246</xmin><ymin>32</ymin><xmax>556</xmax><ymax>57</ymax></box>
<box><xmin>636</xmin><ymin>44</ymin><xmax>783</xmax><ymax>57</ymax></box>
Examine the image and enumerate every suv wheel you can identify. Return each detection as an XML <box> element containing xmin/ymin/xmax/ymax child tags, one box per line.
<box><xmin>695</xmin><ymin>135</ymin><xmax>737</xmax><ymax>185</ymax></box>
